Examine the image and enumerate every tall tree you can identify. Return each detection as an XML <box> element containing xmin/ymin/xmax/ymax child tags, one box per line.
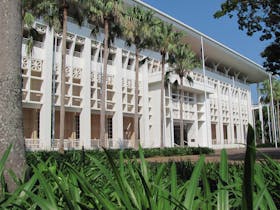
<box><xmin>84</xmin><ymin>0</ymin><xmax>123</xmax><ymax>146</ymax></box>
<box><xmin>214</xmin><ymin>0</ymin><xmax>280</xmax><ymax>74</ymax></box>
<box><xmin>0</xmin><ymin>0</ymin><xmax>26</xmax><ymax>191</ymax></box>
<box><xmin>167</xmin><ymin>44</ymin><xmax>200</xmax><ymax>146</ymax></box>
<box><xmin>154</xmin><ymin>22</ymin><xmax>182</xmax><ymax>148</ymax></box>
<box><xmin>122</xmin><ymin>6</ymin><xmax>155</xmax><ymax>148</ymax></box>
<box><xmin>260</xmin><ymin>79</ymin><xmax>280</xmax><ymax>140</ymax></box>
<box><xmin>23</xmin><ymin>0</ymin><xmax>84</xmax><ymax>153</ymax></box>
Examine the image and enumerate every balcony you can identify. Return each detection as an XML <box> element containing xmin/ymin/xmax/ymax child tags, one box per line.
<box><xmin>90</xmin><ymin>139</ymin><xmax>136</xmax><ymax>149</ymax></box>
<box><xmin>25</xmin><ymin>138</ymin><xmax>40</xmax><ymax>151</ymax></box>
<box><xmin>52</xmin><ymin>139</ymin><xmax>80</xmax><ymax>150</ymax></box>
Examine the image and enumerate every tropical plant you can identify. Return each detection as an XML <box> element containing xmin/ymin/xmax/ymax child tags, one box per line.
<box><xmin>1</xmin><ymin>126</ymin><xmax>279</xmax><ymax>209</ymax></box>
<box><xmin>154</xmin><ymin>21</ymin><xmax>182</xmax><ymax>148</ymax></box>
<box><xmin>260</xmin><ymin>79</ymin><xmax>280</xmax><ymax>144</ymax></box>
<box><xmin>84</xmin><ymin>0</ymin><xmax>123</xmax><ymax>145</ymax></box>
<box><xmin>0</xmin><ymin>0</ymin><xmax>26</xmax><ymax>191</ymax></box>
<box><xmin>166</xmin><ymin>44</ymin><xmax>200</xmax><ymax>146</ymax></box>
<box><xmin>23</xmin><ymin>0</ymin><xmax>84</xmax><ymax>153</ymax></box>
<box><xmin>122</xmin><ymin>6</ymin><xmax>155</xmax><ymax>147</ymax></box>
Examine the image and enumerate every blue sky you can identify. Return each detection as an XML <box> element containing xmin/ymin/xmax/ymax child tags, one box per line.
<box><xmin>141</xmin><ymin>0</ymin><xmax>269</xmax><ymax>103</ymax></box>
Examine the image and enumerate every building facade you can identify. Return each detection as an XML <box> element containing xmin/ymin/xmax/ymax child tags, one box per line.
<box><xmin>21</xmin><ymin>0</ymin><xmax>268</xmax><ymax>151</ymax></box>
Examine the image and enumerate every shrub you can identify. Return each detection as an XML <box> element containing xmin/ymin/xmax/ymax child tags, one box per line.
<box><xmin>256</xmin><ymin>142</ymin><xmax>280</xmax><ymax>148</ymax></box>
<box><xmin>1</xmin><ymin>145</ymin><xmax>279</xmax><ymax>209</ymax></box>
<box><xmin>26</xmin><ymin>146</ymin><xmax>214</xmax><ymax>166</ymax></box>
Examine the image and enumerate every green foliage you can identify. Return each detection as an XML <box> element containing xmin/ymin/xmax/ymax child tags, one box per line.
<box><xmin>214</xmin><ymin>0</ymin><xmax>280</xmax><ymax>74</ymax></box>
<box><xmin>218</xmin><ymin>149</ymin><xmax>229</xmax><ymax>209</ymax></box>
<box><xmin>22</xmin><ymin>0</ymin><xmax>84</xmax><ymax>32</ymax></box>
<box><xmin>26</xmin><ymin>146</ymin><xmax>214</xmax><ymax>166</ymax></box>
<box><xmin>169</xmin><ymin>44</ymin><xmax>201</xmax><ymax>80</ymax></box>
<box><xmin>153</xmin><ymin>21</ymin><xmax>182</xmax><ymax>58</ymax></box>
<box><xmin>122</xmin><ymin>6</ymin><xmax>156</xmax><ymax>50</ymax></box>
<box><xmin>260</xmin><ymin>79</ymin><xmax>280</xmax><ymax>103</ymax></box>
<box><xmin>84</xmin><ymin>0</ymin><xmax>123</xmax><ymax>43</ymax></box>
<box><xmin>1</xmin><ymin>132</ymin><xmax>280</xmax><ymax>209</ymax></box>
<box><xmin>242</xmin><ymin>124</ymin><xmax>256</xmax><ymax>210</ymax></box>
<box><xmin>256</xmin><ymin>142</ymin><xmax>280</xmax><ymax>148</ymax></box>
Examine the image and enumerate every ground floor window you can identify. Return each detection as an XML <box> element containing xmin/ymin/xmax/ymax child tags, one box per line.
<box><xmin>23</xmin><ymin>108</ymin><xmax>40</xmax><ymax>139</ymax></box>
<box><xmin>243</xmin><ymin>125</ymin><xmax>247</xmax><ymax>140</ymax></box>
<box><xmin>173</xmin><ymin>123</ymin><xmax>188</xmax><ymax>146</ymax></box>
<box><xmin>223</xmin><ymin>124</ymin><xmax>228</xmax><ymax>144</ymax></box>
<box><xmin>211</xmin><ymin>124</ymin><xmax>217</xmax><ymax>144</ymax></box>
<box><xmin>106</xmin><ymin>117</ymin><xmax>113</xmax><ymax>139</ymax></box>
<box><xmin>75</xmin><ymin>115</ymin><xmax>80</xmax><ymax>139</ymax></box>
<box><xmin>234</xmin><ymin>124</ymin><xmax>237</xmax><ymax>143</ymax></box>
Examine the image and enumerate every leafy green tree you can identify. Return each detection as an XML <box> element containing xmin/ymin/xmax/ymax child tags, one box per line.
<box><xmin>154</xmin><ymin>22</ymin><xmax>182</xmax><ymax>148</ymax></box>
<box><xmin>22</xmin><ymin>0</ymin><xmax>84</xmax><ymax>153</ymax></box>
<box><xmin>214</xmin><ymin>0</ymin><xmax>280</xmax><ymax>74</ymax></box>
<box><xmin>0</xmin><ymin>0</ymin><xmax>26</xmax><ymax>191</ymax></box>
<box><xmin>84</xmin><ymin>0</ymin><xmax>123</xmax><ymax>145</ymax></box>
<box><xmin>260</xmin><ymin>79</ymin><xmax>280</xmax><ymax>103</ymax></box>
<box><xmin>260</xmin><ymin>79</ymin><xmax>280</xmax><ymax>141</ymax></box>
<box><xmin>167</xmin><ymin>44</ymin><xmax>200</xmax><ymax>146</ymax></box>
<box><xmin>122</xmin><ymin>6</ymin><xmax>155</xmax><ymax>147</ymax></box>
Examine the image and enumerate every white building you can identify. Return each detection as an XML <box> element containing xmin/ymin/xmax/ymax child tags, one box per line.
<box><xmin>22</xmin><ymin>0</ymin><xmax>268</xmax><ymax>151</ymax></box>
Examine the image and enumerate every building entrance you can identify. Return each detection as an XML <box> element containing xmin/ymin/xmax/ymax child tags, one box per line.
<box><xmin>173</xmin><ymin>123</ymin><xmax>192</xmax><ymax>146</ymax></box>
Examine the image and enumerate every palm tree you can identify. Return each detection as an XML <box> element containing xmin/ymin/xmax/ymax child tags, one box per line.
<box><xmin>167</xmin><ymin>44</ymin><xmax>200</xmax><ymax>146</ymax></box>
<box><xmin>122</xmin><ymin>6</ymin><xmax>155</xmax><ymax>148</ymax></box>
<box><xmin>154</xmin><ymin>22</ymin><xmax>182</xmax><ymax>148</ymax></box>
<box><xmin>0</xmin><ymin>0</ymin><xmax>26</xmax><ymax>191</ymax></box>
<box><xmin>260</xmin><ymin>79</ymin><xmax>280</xmax><ymax>142</ymax></box>
<box><xmin>84</xmin><ymin>0</ymin><xmax>123</xmax><ymax>146</ymax></box>
<box><xmin>24</xmin><ymin>0</ymin><xmax>84</xmax><ymax>153</ymax></box>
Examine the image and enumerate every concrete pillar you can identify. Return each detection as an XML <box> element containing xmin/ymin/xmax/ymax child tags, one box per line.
<box><xmin>80</xmin><ymin>38</ymin><xmax>91</xmax><ymax>149</ymax></box>
<box><xmin>217</xmin><ymin>81</ymin><xmax>224</xmax><ymax>146</ymax></box>
<box><xmin>140</xmin><ymin>61</ymin><xmax>150</xmax><ymax>147</ymax></box>
<box><xmin>112</xmin><ymin>48</ymin><xmax>124</xmax><ymax>147</ymax></box>
<box><xmin>228</xmin><ymin>84</ymin><xmax>234</xmax><ymax>145</ymax></box>
<box><xmin>237</xmin><ymin>88</ymin><xmax>244</xmax><ymax>144</ymax></box>
<box><xmin>39</xmin><ymin>27</ymin><xmax>54</xmax><ymax>150</ymax></box>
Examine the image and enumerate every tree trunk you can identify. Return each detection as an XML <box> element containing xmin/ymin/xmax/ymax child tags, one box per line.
<box><xmin>134</xmin><ymin>48</ymin><xmax>140</xmax><ymax>148</ymax></box>
<box><xmin>160</xmin><ymin>53</ymin><xmax>166</xmax><ymax>148</ymax></box>
<box><xmin>0</xmin><ymin>0</ymin><xmax>26</xmax><ymax>191</ymax></box>
<box><xmin>100</xmin><ymin>19</ymin><xmax>109</xmax><ymax>146</ymax></box>
<box><xmin>180</xmin><ymin>77</ymin><xmax>184</xmax><ymax>147</ymax></box>
<box><xmin>59</xmin><ymin>2</ymin><xmax>67</xmax><ymax>154</ymax></box>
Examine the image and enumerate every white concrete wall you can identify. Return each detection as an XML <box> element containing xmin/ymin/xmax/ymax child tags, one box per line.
<box><xmin>22</xmin><ymin>20</ymin><xmax>254</xmax><ymax>150</ymax></box>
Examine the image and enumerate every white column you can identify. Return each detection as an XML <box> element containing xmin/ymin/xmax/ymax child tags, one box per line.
<box><xmin>269</xmin><ymin>74</ymin><xmax>278</xmax><ymax>148</ymax></box>
<box><xmin>80</xmin><ymin>38</ymin><xmax>91</xmax><ymax>149</ymax></box>
<box><xmin>247</xmin><ymin>89</ymin><xmax>253</xmax><ymax>125</ymax></box>
<box><xmin>237</xmin><ymin>88</ymin><xmax>244</xmax><ymax>144</ymax></box>
<box><xmin>169</xmin><ymin>82</ymin><xmax>175</xmax><ymax>147</ymax></box>
<box><xmin>258</xmin><ymin>102</ymin><xmax>265</xmax><ymax>144</ymax></box>
<box><xmin>217</xmin><ymin>81</ymin><xmax>224</xmax><ymax>146</ymax></box>
<box><xmin>200</xmin><ymin>36</ymin><xmax>211</xmax><ymax>147</ymax></box>
<box><xmin>112</xmin><ymin>48</ymin><xmax>124</xmax><ymax>147</ymax></box>
<box><xmin>40</xmin><ymin>27</ymin><xmax>54</xmax><ymax>150</ymax></box>
<box><xmin>228</xmin><ymin>84</ymin><xmax>234</xmax><ymax>145</ymax></box>
<box><xmin>266</xmin><ymin>105</ymin><xmax>272</xmax><ymax>143</ymax></box>
<box><xmin>140</xmin><ymin>61</ymin><xmax>150</xmax><ymax>147</ymax></box>
<box><xmin>193</xmin><ymin>94</ymin><xmax>199</xmax><ymax>147</ymax></box>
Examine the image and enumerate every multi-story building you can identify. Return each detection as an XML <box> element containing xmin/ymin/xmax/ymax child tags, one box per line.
<box><xmin>22</xmin><ymin>0</ymin><xmax>268</xmax><ymax>151</ymax></box>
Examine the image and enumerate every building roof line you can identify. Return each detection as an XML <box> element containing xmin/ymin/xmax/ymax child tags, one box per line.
<box><xmin>133</xmin><ymin>0</ymin><xmax>268</xmax><ymax>76</ymax></box>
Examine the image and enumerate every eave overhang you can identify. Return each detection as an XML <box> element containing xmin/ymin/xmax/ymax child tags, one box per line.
<box><xmin>130</xmin><ymin>0</ymin><xmax>269</xmax><ymax>83</ymax></box>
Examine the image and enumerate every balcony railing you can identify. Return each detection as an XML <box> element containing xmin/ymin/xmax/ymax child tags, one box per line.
<box><xmin>25</xmin><ymin>138</ymin><xmax>139</xmax><ymax>150</ymax></box>
<box><xmin>52</xmin><ymin>139</ymin><xmax>80</xmax><ymax>150</ymax></box>
<box><xmin>90</xmin><ymin>139</ymin><xmax>138</xmax><ymax>149</ymax></box>
<box><xmin>25</xmin><ymin>138</ymin><xmax>40</xmax><ymax>151</ymax></box>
